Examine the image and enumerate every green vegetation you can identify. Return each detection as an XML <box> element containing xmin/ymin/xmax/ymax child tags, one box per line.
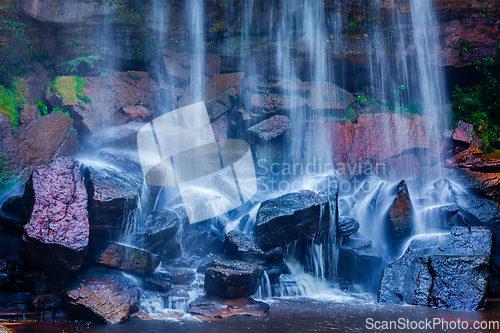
<box><xmin>34</xmin><ymin>98</ymin><xmax>48</xmax><ymax>116</ymax></box>
<box><xmin>48</xmin><ymin>76</ymin><xmax>90</xmax><ymax>107</ymax></box>
<box><xmin>452</xmin><ymin>57</ymin><xmax>499</xmax><ymax>148</ymax></box>
<box><xmin>387</xmin><ymin>85</ymin><xmax>423</xmax><ymax>115</ymax></box>
<box><xmin>58</xmin><ymin>56</ymin><xmax>103</xmax><ymax>76</ymax></box>
<box><xmin>0</xmin><ymin>84</ymin><xmax>19</xmax><ymax>128</ymax></box>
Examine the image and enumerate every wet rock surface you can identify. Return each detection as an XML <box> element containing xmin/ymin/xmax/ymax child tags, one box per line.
<box><xmin>65</xmin><ymin>267</ymin><xmax>140</xmax><ymax>324</ymax></box>
<box><xmin>204</xmin><ymin>259</ymin><xmax>264</xmax><ymax>299</ymax></box>
<box><xmin>188</xmin><ymin>295</ymin><xmax>269</xmax><ymax>319</ymax></box>
<box><xmin>82</xmin><ymin>163</ymin><xmax>143</xmax><ymax>253</ymax></box>
<box><xmin>0</xmin><ymin>113</ymin><xmax>78</xmax><ymax>186</ymax></box>
<box><xmin>21</xmin><ymin>157</ymin><xmax>88</xmax><ymax>272</ymax></box>
<box><xmin>255</xmin><ymin>189</ymin><xmax>336</xmax><ymax>251</ymax></box>
<box><xmin>379</xmin><ymin>227</ymin><xmax>492</xmax><ymax>310</ymax></box>
<box><xmin>386</xmin><ymin>180</ymin><xmax>414</xmax><ymax>250</ymax></box>
<box><xmin>224</xmin><ymin>230</ymin><xmax>266</xmax><ymax>262</ymax></box>
<box><xmin>97</xmin><ymin>242</ymin><xmax>159</xmax><ymax>277</ymax></box>
<box><xmin>247</xmin><ymin>115</ymin><xmax>291</xmax><ymax>141</ymax></box>
<box><xmin>136</xmin><ymin>210</ymin><xmax>181</xmax><ymax>252</ymax></box>
<box><xmin>337</xmin><ymin>217</ymin><xmax>360</xmax><ymax>238</ymax></box>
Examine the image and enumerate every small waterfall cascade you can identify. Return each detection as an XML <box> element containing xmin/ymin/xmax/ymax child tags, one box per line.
<box><xmin>80</xmin><ymin>0</ymin><xmax>451</xmax><ymax>318</ymax></box>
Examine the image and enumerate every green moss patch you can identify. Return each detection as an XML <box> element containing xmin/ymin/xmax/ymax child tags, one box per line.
<box><xmin>49</xmin><ymin>76</ymin><xmax>87</xmax><ymax>106</ymax></box>
<box><xmin>0</xmin><ymin>84</ymin><xmax>19</xmax><ymax>128</ymax></box>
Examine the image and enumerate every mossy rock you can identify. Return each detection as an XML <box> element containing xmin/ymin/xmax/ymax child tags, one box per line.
<box><xmin>0</xmin><ymin>84</ymin><xmax>20</xmax><ymax>129</ymax></box>
<box><xmin>55</xmin><ymin>56</ymin><xmax>105</xmax><ymax>77</ymax></box>
<box><xmin>48</xmin><ymin>76</ymin><xmax>89</xmax><ymax>107</ymax></box>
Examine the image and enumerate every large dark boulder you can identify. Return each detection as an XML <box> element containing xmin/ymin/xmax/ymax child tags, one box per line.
<box><xmin>224</xmin><ymin>230</ymin><xmax>266</xmax><ymax>262</ymax></box>
<box><xmin>97</xmin><ymin>242</ymin><xmax>159</xmax><ymax>277</ymax></box>
<box><xmin>65</xmin><ymin>267</ymin><xmax>140</xmax><ymax>324</ymax></box>
<box><xmin>20</xmin><ymin>157</ymin><xmax>88</xmax><ymax>272</ymax></box>
<box><xmin>379</xmin><ymin>227</ymin><xmax>492</xmax><ymax>310</ymax></box>
<box><xmin>386</xmin><ymin>180</ymin><xmax>414</xmax><ymax>250</ymax></box>
<box><xmin>188</xmin><ymin>295</ymin><xmax>269</xmax><ymax>319</ymax></box>
<box><xmin>82</xmin><ymin>163</ymin><xmax>142</xmax><ymax>254</ymax></box>
<box><xmin>136</xmin><ymin>210</ymin><xmax>181</xmax><ymax>252</ymax></box>
<box><xmin>255</xmin><ymin>188</ymin><xmax>336</xmax><ymax>251</ymax></box>
<box><xmin>337</xmin><ymin>232</ymin><xmax>384</xmax><ymax>291</ymax></box>
<box><xmin>205</xmin><ymin>259</ymin><xmax>264</xmax><ymax>299</ymax></box>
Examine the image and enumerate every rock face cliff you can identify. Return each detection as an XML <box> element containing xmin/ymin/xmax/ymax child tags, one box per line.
<box><xmin>15</xmin><ymin>0</ymin><xmax>498</xmax><ymax>68</ymax></box>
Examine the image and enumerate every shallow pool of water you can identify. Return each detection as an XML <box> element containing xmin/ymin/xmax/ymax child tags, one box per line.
<box><xmin>3</xmin><ymin>297</ymin><xmax>500</xmax><ymax>333</ymax></box>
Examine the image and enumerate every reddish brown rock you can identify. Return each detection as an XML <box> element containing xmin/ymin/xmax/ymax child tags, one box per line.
<box><xmin>149</xmin><ymin>49</ymin><xmax>222</xmax><ymax>86</ymax></box>
<box><xmin>112</xmin><ymin>105</ymin><xmax>152</xmax><ymax>124</ymax></box>
<box><xmin>21</xmin><ymin>156</ymin><xmax>88</xmax><ymax>272</ymax></box>
<box><xmin>178</xmin><ymin>72</ymin><xmax>245</xmax><ymax>120</ymax></box>
<box><xmin>452</xmin><ymin>120</ymin><xmax>473</xmax><ymax>144</ymax></box>
<box><xmin>188</xmin><ymin>295</ymin><xmax>269</xmax><ymax>319</ymax></box>
<box><xmin>65</xmin><ymin>268</ymin><xmax>139</xmax><ymax>324</ymax></box>
<box><xmin>307</xmin><ymin>113</ymin><xmax>433</xmax><ymax>177</ymax></box>
<box><xmin>0</xmin><ymin>112</ymin><xmax>78</xmax><ymax>187</ymax></box>
<box><xmin>205</xmin><ymin>259</ymin><xmax>264</xmax><ymax>299</ymax></box>
<box><xmin>247</xmin><ymin>115</ymin><xmax>291</xmax><ymax>141</ymax></box>
<box><xmin>97</xmin><ymin>242</ymin><xmax>160</xmax><ymax>277</ymax></box>
<box><xmin>47</xmin><ymin>72</ymin><xmax>159</xmax><ymax>135</ymax></box>
<box><xmin>82</xmin><ymin>164</ymin><xmax>143</xmax><ymax>255</ymax></box>
<box><xmin>447</xmin><ymin>148</ymin><xmax>500</xmax><ymax>204</ymax></box>
<box><xmin>387</xmin><ymin>180</ymin><xmax>414</xmax><ymax>250</ymax></box>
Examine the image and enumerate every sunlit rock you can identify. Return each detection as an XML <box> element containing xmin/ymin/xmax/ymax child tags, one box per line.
<box><xmin>21</xmin><ymin>156</ymin><xmax>88</xmax><ymax>272</ymax></box>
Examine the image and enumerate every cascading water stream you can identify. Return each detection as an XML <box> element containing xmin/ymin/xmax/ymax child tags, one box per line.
<box><xmin>118</xmin><ymin>0</ymin><xmax>450</xmax><ymax>317</ymax></box>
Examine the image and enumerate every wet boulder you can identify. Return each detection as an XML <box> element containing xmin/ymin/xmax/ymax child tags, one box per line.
<box><xmin>188</xmin><ymin>295</ymin><xmax>269</xmax><ymax>319</ymax></box>
<box><xmin>0</xmin><ymin>112</ymin><xmax>78</xmax><ymax>187</ymax></box>
<box><xmin>337</xmin><ymin>217</ymin><xmax>360</xmax><ymax>238</ymax></box>
<box><xmin>136</xmin><ymin>210</ymin><xmax>181</xmax><ymax>252</ymax></box>
<box><xmin>255</xmin><ymin>189</ymin><xmax>335</xmax><ymax>251</ymax></box>
<box><xmin>143</xmin><ymin>278</ymin><xmax>172</xmax><ymax>293</ymax></box>
<box><xmin>21</xmin><ymin>157</ymin><xmax>89</xmax><ymax>272</ymax></box>
<box><xmin>112</xmin><ymin>105</ymin><xmax>152</xmax><ymax>124</ymax></box>
<box><xmin>386</xmin><ymin>180</ymin><xmax>414</xmax><ymax>250</ymax></box>
<box><xmin>379</xmin><ymin>227</ymin><xmax>492</xmax><ymax>310</ymax></box>
<box><xmin>337</xmin><ymin>232</ymin><xmax>384</xmax><ymax>291</ymax></box>
<box><xmin>224</xmin><ymin>230</ymin><xmax>266</xmax><ymax>262</ymax></box>
<box><xmin>452</xmin><ymin>120</ymin><xmax>473</xmax><ymax>145</ymax></box>
<box><xmin>205</xmin><ymin>259</ymin><xmax>264</xmax><ymax>299</ymax></box>
<box><xmin>82</xmin><ymin>164</ymin><xmax>142</xmax><ymax>254</ymax></box>
<box><xmin>152</xmin><ymin>267</ymin><xmax>196</xmax><ymax>285</ymax></box>
<box><xmin>65</xmin><ymin>267</ymin><xmax>140</xmax><ymax>324</ymax></box>
<box><xmin>247</xmin><ymin>115</ymin><xmax>291</xmax><ymax>141</ymax></box>
<box><xmin>97</xmin><ymin>242</ymin><xmax>160</xmax><ymax>277</ymax></box>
